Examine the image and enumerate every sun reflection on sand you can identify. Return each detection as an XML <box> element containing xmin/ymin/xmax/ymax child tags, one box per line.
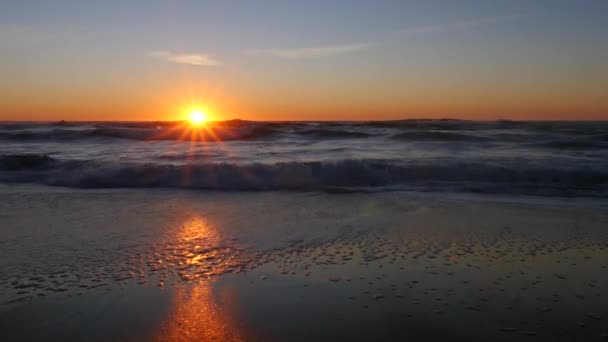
<box><xmin>160</xmin><ymin>216</ymin><xmax>237</xmax><ymax>280</ymax></box>
<box><xmin>177</xmin><ymin>216</ymin><xmax>220</xmax><ymax>244</ymax></box>
<box><xmin>178</xmin><ymin>218</ymin><xmax>228</xmax><ymax>268</ymax></box>
<box><xmin>154</xmin><ymin>281</ymin><xmax>245</xmax><ymax>342</ymax></box>
<box><xmin>153</xmin><ymin>216</ymin><xmax>247</xmax><ymax>341</ymax></box>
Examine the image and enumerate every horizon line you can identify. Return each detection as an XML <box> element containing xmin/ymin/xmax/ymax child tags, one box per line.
<box><xmin>2</xmin><ymin>118</ymin><xmax>608</xmax><ymax>123</ymax></box>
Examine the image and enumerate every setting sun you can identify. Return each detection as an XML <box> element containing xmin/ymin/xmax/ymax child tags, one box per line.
<box><xmin>189</xmin><ymin>110</ymin><xmax>207</xmax><ymax>125</ymax></box>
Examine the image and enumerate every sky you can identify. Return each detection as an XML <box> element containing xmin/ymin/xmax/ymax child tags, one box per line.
<box><xmin>1</xmin><ymin>0</ymin><xmax>607</xmax><ymax>121</ymax></box>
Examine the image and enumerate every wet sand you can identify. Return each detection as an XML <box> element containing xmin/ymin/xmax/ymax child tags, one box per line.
<box><xmin>1</xmin><ymin>185</ymin><xmax>607</xmax><ymax>341</ymax></box>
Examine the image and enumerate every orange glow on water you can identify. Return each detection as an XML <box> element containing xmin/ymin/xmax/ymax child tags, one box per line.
<box><xmin>155</xmin><ymin>282</ymin><xmax>244</xmax><ymax>342</ymax></box>
<box><xmin>177</xmin><ymin>216</ymin><xmax>219</xmax><ymax>243</ymax></box>
<box><xmin>153</xmin><ymin>215</ymin><xmax>247</xmax><ymax>341</ymax></box>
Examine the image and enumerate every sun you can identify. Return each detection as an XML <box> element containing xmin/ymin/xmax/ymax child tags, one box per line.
<box><xmin>189</xmin><ymin>110</ymin><xmax>208</xmax><ymax>125</ymax></box>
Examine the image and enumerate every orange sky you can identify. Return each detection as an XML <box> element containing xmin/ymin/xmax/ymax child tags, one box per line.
<box><xmin>2</xmin><ymin>2</ymin><xmax>607</xmax><ymax>121</ymax></box>
<box><xmin>3</xmin><ymin>76</ymin><xmax>606</xmax><ymax>122</ymax></box>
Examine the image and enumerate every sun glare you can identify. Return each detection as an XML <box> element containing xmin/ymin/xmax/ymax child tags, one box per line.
<box><xmin>189</xmin><ymin>110</ymin><xmax>207</xmax><ymax>125</ymax></box>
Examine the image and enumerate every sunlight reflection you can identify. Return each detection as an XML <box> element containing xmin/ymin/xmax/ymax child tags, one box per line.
<box><xmin>153</xmin><ymin>215</ymin><xmax>246</xmax><ymax>341</ymax></box>
<box><xmin>149</xmin><ymin>215</ymin><xmax>248</xmax><ymax>282</ymax></box>
<box><xmin>177</xmin><ymin>216</ymin><xmax>220</xmax><ymax>244</ymax></box>
<box><xmin>155</xmin><ymin>282</ymin><xmax>244</xmax><ymax>342</ymax></box>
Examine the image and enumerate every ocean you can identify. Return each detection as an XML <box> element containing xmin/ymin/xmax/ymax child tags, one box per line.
<box><xmin>1</xmin><ymin>119</ymin><xmax>607</xmax><ymax>197</ymax></box>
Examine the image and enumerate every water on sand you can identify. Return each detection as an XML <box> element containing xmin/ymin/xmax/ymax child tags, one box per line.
<box><xmin>1</xmin><ymin>185</ymin><xmax>607</xmax><ymax>341</ymax></box>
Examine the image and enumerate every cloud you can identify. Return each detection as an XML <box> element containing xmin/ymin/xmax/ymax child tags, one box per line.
<box><xmin>149</xmin><ymin>50</ymin><xmax>222</xmax><ymax>66</ymax></box>
<box><xmin>392</xmin><ymin>13</ymin><xmax>532</xmax><ymax>37</ymax></box>
<box><xmin>248</xmin><ymin>42</ymin><xmax>373</xmax><ymax>59</ymax></box>
<box><xmin>246</xmin><ymin>13</ymin><xmax>529</xmax><ymax>61</ymax></box>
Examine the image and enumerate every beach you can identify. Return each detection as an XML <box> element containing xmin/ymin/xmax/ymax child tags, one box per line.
<box><xmin>4</xmin><ymin>1</ymin><xmax>608</xmax><ymax>340</ymax></box>
<box><xmin>1</xmin><ymin>184</ymin><xmax>606</xmax><ymax>341</ymax></box>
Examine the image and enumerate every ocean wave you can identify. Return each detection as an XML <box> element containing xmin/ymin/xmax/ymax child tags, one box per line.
<box><xmin>391</xmin><ymin>131</ymin><xmax>488</xmax><ymax>142</ymax></box>
<box><xmin>3</xmin><ymin>120</ymin><xmax>608</xmax><ymax>144</ymax></box>
<box><xmin>356</xmin><ymin>119</ymin><xmax>480</xmax><ymax>130</ymax></box>
<box><xmin>1</xmin><ymin>154</ymin><xmax>606</xmax><ymax>197</ymax></box>
<box><xmin>0</xmin><ymin>154</ymin><xmax>57</xmax><ymax>170</ymax></box>
<box><xmin>0</xmin><ymin>129</ymin><xmax>98</xmax><ymax>141</ymax></box>
<box><xmin>519</xmin><ymin>122</ymin><xmax>608</xmax><ymax>135</ymax></box>
<box><xmin>0</xmin><ymin>124</ymin><xmax>280</xmax><ymax>142</ymax></box>
<box><xmin>94</xmin><ymin>125</ymin><xmax>279</xmax><ymax>141</ymax></box>
<box><xmin>298</xmin><ymin>128</ymin><xmax>373</xmax><ymax>139</ymax></box>
<box><xmin>532</xmin><ymin>139</ymin><xmax>608</xmax><ymax>150</ymax></box>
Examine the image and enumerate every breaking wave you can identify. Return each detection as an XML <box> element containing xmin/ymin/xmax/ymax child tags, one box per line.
<box><xmin>1</xmin><ymin>154</ymin><xmax>607</xmax><ymax>197</ymax></box>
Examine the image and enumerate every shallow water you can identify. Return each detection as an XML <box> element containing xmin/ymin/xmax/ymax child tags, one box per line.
<box><xmin>1</xmin><ymin>185</ymin><xmax>607</xmax><ymax>341</ymax></box>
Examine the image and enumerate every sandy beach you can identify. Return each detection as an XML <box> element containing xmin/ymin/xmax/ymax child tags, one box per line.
<box><xmin>1</xmin><ymin>184</ymin><xmax>606</xmax><ymax>341</ymax></box>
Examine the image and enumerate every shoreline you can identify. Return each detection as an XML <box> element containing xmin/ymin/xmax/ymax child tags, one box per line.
<box><xmin>1</xmin><ymin>182</ymin><xmax>607</xmax><ymax>208</ymax></box>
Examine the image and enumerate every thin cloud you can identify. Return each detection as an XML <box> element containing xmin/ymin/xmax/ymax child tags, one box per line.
<box><xmin>392</xmin><ymin>13</ymin><xmax>533</xmax><ymax>37</ymax></box>
<box><xmin>149</xmin><ymin>50</ymin><xmax>222</xmax><ymax>66</ymax></box>
<box><xmin>248</xmin><ymin>42</ymin><xmax>373</xmax><ymax>59</ymax></box>
<box><xmin>247</xmin><ymin>13</ymin><xmax>530</xmax><ymax>61</ymax></box>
